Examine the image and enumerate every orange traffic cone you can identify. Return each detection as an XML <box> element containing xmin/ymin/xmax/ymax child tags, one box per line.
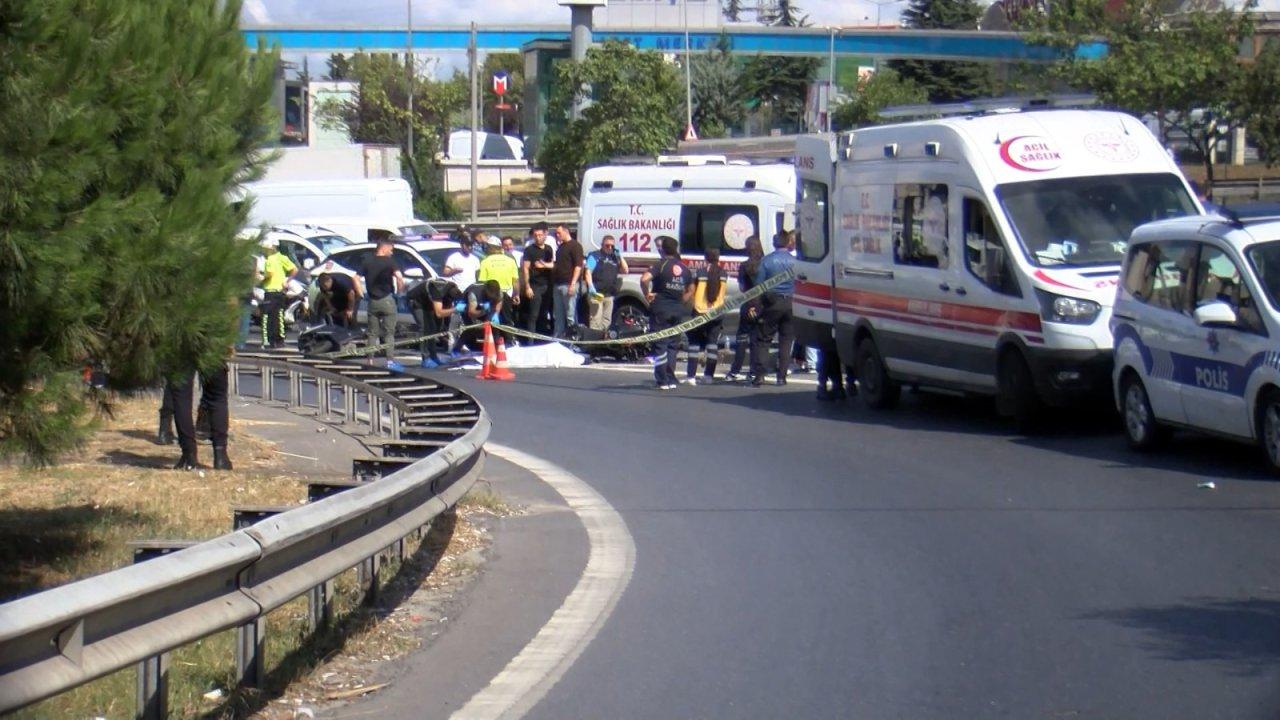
<box><xmin>476</xmin><ymin>322</ymin><xmax>497</xmax><ymax>380</ymax></box>
<box><xmin>491</xmin><ymin>333</ymin><xmax>516</xmax><ymax>381</ymax></box>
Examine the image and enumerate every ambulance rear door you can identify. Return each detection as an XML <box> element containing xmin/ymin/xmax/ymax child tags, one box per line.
<box><xmin>793</xmin><ymin>135</ymin><xmax>838</xmax><ymax>350</ymax></box>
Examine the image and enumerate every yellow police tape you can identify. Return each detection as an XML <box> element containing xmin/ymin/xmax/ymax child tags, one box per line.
<box><xmin>324</xmin><ymin>266</ymin><xmax>797</xmax><ymax>360</ymax></box>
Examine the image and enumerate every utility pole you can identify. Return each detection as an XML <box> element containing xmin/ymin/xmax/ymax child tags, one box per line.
<box><xmin>469</xmin><ymin>22</ymin><xmax>479</xmax><ymax>222</ymax></box>
<box><xmin>684</xmin><ymin>0</ymin><xmax>694</xmax><ymax>139</ymax></box>
<box><xmin>406</xmin><ymin>0</ymin><xmax>414</xmax><ymax>159</ymax></box>
<box><xmin>827</xmin><ymin>27</ymin><xmax>836</xmax><ymax>133</ymax></box>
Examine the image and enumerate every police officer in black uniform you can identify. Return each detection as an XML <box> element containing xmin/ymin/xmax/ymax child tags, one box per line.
<box><xmin>166</xmin><ymin>359</ymin><xmax>231</xmax><ymax>470</ymax></box>
<box><xmin>640</xmin><ymin>236</ymin><xmax>695</xmax><ymax>390</ymax></box>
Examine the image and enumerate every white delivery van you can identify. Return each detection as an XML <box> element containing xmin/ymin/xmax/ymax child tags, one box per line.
<box><xmin>792</xmin><ymin>109</ymin><xmax>1202</xmax><ymax>425</ymax></box>
<box><xmin>237</xmin><ymin>178</ymin><xmax>414</xmax><ymax>227</ymax></box>
<box><xmin>578</xmin><ymin>156</ymin><xmax>796</xmax><ymax>326</ymax></box>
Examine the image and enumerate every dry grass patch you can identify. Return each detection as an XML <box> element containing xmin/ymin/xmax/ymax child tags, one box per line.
<box><xmin>0</xmin><ymin>394</ymin><xmax>315</xmax><ymax>600</ymax></box>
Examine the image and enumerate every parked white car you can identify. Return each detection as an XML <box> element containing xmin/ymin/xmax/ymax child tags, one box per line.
<box><xmin>290</xmin><ymin>216</ymin><xmax>448</xmax><ymax>244</ymax></box>
<box><xmin>1112</xmin><ymin>214</ymin><xmax>1280</xmax><ymax>470</ymax></box>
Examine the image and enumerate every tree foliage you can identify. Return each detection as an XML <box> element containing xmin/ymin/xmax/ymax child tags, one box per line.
<box><xmin>0</xmin><ymin>0</ymin><xmax>277</xmax><ymax>463</ymax></box>
<box><xmin>743</xmin><ymin>54</ymin><xmax>821</xmax><ymax>132</ymax></box>
<box><xmin>1240</xmin><ymin>39</ymin><xmax>1280</xmax><ymax>167</ymax></box>
<box><xmin>315</xmin><ymin>53</ymin><xmax>466</xmax><ymax>219</ymax></box>
<box><xmin>722</xmin><ymin>0</ymin><xmax>746</xmax><ymax>22</ymax></box>
<box><xmin>833</xmin><ymin>68</ymin><xmax>929</xmax><ymax>129</ymax></box>
<box><xmin>1026</xmin><ymin>0</ymin><xmax>1255</xmax><ymax>185</ymax></box>
<box><xmin>691</xmin><ymin>35</ymin><xmax>746</xmax><ymax>139</ymax></box>
<box><xmin>889</xmin><ymin>0</ymin><xmax>995</xmax><ymax>102</ymax></box>
<box><xmin>538</xmin><ymin>40</ymin><xmax>682</xmax><ymax>201</ymax></box>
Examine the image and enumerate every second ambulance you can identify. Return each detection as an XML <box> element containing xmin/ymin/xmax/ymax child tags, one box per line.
<box><xmin>793</xmin><ymin>109</ymin><xmax>1201</xmax><ymax>425</ymax></box>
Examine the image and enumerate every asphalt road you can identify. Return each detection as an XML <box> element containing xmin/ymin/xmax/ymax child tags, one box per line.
<box><xmin>412</xmin><ymin>362</ymin><xmax>1280</xmax><ymax>720</ymax></box>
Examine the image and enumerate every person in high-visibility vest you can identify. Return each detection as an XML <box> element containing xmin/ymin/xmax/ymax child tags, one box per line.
<box><xmin>258</xmin><ymin>236</ymin><xmax>296</xmax><ymax>349</ymax></box>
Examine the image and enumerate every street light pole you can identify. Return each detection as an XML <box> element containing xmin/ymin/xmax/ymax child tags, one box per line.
<box><xmin>684</xmin><ymin>0</ymin><xmax>694</xmax><ymax>138</ymax></box>
<box><xmin>406</xmin><ymin>0</ymin><xmax>414</xmax><ymax>158</ymax></box>
<box><xmin>827</xmin><ymin>26</ymin><xmax>835</xmax><ymax>133</ymax></box>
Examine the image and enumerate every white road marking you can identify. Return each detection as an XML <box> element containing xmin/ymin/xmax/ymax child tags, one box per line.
<box><xmin>450</xmin><ymin>445</ymin><xmax>636</xmax><ymax>720</ymax></box>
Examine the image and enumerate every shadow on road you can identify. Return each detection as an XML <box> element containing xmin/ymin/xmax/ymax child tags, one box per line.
<box><xmin>1082</xmin><ymin>598</ymin><xmax>1280</xmax><ymax>677</ymax></box>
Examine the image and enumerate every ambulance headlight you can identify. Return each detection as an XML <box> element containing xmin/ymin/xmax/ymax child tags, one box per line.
<box><xmin>1037</xmin><ymin>290</ymin><xmax>1101</xmax><ymax>325</ymax></box>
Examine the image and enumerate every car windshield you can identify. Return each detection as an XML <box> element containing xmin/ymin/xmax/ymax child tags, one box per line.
<box><xmin>311</xmin><ymin>235</ymin><xmax>349</xmax><ymax>257</ymax></box>
<box><xmin>398</xmin><ymin>222</ymin><xmax>437</xmax><ymax>239</ymax></box>
<box><xmin>1246</xmin><ymin>240</ymin><xmax>1280</xmax><ymax>310</ymax></box>
<box><xmin>997</xmin><ymin>173</ymin><xmax>1197</xmax><ymax>268</ymax></box>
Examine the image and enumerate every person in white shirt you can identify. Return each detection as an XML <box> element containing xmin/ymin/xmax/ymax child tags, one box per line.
<box><xmin>442</xmin><ymin>234</ymin><xmax>481</xmax><ymax>289</ymax></box>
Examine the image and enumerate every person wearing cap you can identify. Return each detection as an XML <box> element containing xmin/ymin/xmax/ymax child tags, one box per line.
<box><xmin>259</xmin><ymin>235</ymin><xmax>296</xmax><ymax>349</ymax></box>
<box><xmin>443</xmin><ymin>233</ymin><xmax>481</xmax><ymax>290</ymax></box>
<box><xmin>478</xmin><ymin>233</ymin><xmax>520</xmax><ymax>334</ymax></box>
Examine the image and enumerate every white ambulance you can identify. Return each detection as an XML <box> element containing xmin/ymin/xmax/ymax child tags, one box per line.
<box><xmin>578</xmin><ymin>156</ymin><xmax>795</xmax><ymax>328</ymax></box>
<box><xmin>792</xmin><ymin>109</ymin><xmax>1201</xmax><ymax>426</ymax></box>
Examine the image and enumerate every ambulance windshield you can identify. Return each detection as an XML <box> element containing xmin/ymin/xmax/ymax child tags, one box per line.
<box><xmin>997</xmin><ymin>173</ymin><xmax>1197</xmax><ymax>268</ymax></box>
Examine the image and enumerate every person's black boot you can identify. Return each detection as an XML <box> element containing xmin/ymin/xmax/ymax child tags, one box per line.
<box><xmin>212</xmin><ymin>447</ymin><xmax>233</xmax><ymax>471</ymax></box>
<box><xmin>157</xmin><ymin>410</ymin><xmax>175</xmax><ymax>445</ymax></box>
<box><xmin>195</xmin><ymin>405</ymin><xmax>212</xmax><ymax>442</ymax></box>
<box><xmin>173</xmin><ymin>448</ymin><xmax>198</xmax><ymax>471</ymax></box>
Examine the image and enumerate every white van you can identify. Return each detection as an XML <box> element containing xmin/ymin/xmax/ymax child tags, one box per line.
<box><xmin>792</xmin><ymin>109</ymin><xmax>1201</xmax><ymax>426</ymax></box>
<box><xmin>289</xmin><ymin>216</ymin><xmax>447</xmax><ymax>244</ymax></box>
<box><xmin>578</xmin><ymin>156</ymin><xmax>796</xmax><ymax>326</ymax></box>
<box><xmin>237</xmin><ymin>178</ymin><xmax>414</xmax><ymax>227</ymax></box>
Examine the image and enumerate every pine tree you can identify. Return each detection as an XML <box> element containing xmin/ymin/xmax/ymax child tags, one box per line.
<box><xmin>889</xmin><ymin>0</ymin><xmax>995</xmax><ymax>102</ymax></box>
<box><xmin>723</xmin><ymin>0</ymin><xmax>746</xmax><ymax>22</ymax></box>
<box><xmin>0</xmin><ymin>0</ymin><xmax>277</xmax><ymax>463</ymax></box>
<box><xmin>692</xmin><ymin>35</ymin><xmax>746</xmax><ymax>138</ymax></box>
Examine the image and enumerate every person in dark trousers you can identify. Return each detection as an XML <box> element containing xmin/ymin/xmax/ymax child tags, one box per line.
<box><xmin>407</xmin><ymin>277</ymin><xmax>462</xmax><ymax>367</ymax></box>
<box><xmin>751</xmin><ymin>231</ymin><xmax>797</xmax><ymax>387</ymax></box>
<box><xmin>640</xmin><ymin>236</ymin><xmax>695</xmax><ymax>390</ymax></box>
<box><xmin>521</xmin><ymin>222</ymin><xmax>555</xmax><ymax>340</ymax></box>
<box><xmin>314</xmin><ymin>272</ymin><xmax>356</xmax><ymax>327</ymax></box>
<box><xmin>551</xmin><ymin>224</ymin><xmax>584</xmax><ymax>338</ymax></box>
<box><xmin>259</xmin><ymin>236</ymin><xmax>297</xmax><ymax>349</ymax></box>
<box><xmin>355</xmin><ymin>236</ymin><xmax>405</xmax><ymax>370</ymax></box>
<box><xmin>166</xmin><ymin>362</ymin><xmax>231</xmax><ymax>470</ymax></box>
<box><xmin>685</xmin><ymin>247</ymin><xmax>727</xmax><ymax>384</ymax></box>
<box><xmin>725</xmin><ymin>236</ymin><xmax>764</xmax><ymax>383</ymax></box>
<box><xmin>815</xmin><ymin>346</ymin><xmax>848</xmax><ymax>401</ymax></box>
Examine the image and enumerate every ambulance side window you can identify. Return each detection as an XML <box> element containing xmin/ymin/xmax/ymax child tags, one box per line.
<box><xmin>962</xmin><ymin>198</ymin><xmax>1019</xmax><ymax>296</ymax></box>
<box><xmin>796</xmin><ymin>180</ymin><xmax>829</xmax><ymax>262</ymax></box>
<box><xmin>679</xmin><ymin>205</ymin><xmax>758</xmax><ymax>258</ymax></box>
<box><xmin>893</xmin><ymin>184</ymin><xmax>949</xmax><ymax>269</ymax></box>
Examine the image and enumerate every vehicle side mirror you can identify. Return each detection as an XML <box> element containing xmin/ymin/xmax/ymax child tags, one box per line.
<box><xmin>1194</xmin><ymin>300</ymin><xmax>1237</xmax><ymax>327</ymax></box>
<box><xmin>303</xmin><ymin>258</ymin><xmax>316</xmax><ymax>270</ymax></box>
<box><xmin>403</xmin><ymin>267</ymin><xmax>425</xmax><ymax>280</ymax></box>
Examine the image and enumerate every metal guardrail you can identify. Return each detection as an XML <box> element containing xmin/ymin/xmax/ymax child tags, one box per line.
<box><xmin>0</xmin><ymin>351</ymin><xmax>490</xmax><ymax>716</ymax></box>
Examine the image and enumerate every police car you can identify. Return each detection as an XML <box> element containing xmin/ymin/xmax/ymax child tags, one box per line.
<box><xmin>1111</xmin><ymin>214</ymin><xmax>1280</xmax><ymax>470</ymax></box>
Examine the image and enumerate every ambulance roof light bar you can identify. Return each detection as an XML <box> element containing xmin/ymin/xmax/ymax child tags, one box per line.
<box><xmin>875</xmin><ymin>94</ymin><xmax>1098</xmax><ymax>122</ymax></box>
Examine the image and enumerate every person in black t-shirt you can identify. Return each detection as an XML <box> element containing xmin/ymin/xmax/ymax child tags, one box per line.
<box><xmin>314</xmin><ymin>273</ymin><xmax>356</xmax><ymax>327</ymax></box>
<box><xmin>407</xmin><ymin>278</ymin><xmax>462</xmax><ymax>367</ymax></box>
<box><xmin>355</xmin><ymin>237</ymin><xmax>405</xmax><ymax>367</ymax></box>
<box><xmin>520</xmin><ymin>222</ymin><xmax>554</xmax><ymax>339</ymax></box>
<box><xmin>640</xmin><ymin>236</ymin><xmax>695</xmax><ymax>390</ymax></box>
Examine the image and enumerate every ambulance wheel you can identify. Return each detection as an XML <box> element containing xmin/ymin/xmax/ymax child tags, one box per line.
<box><xmin>1121</xmin><ymin>373</ymin><xmax>1165</xmax><ymax>450</ymax></box>
<box><xmin>997</xmin><ymin>349</ymin><xmax>1043</xmax><ymax>433</ymax></box>
<box><xmin>855</xmin><ymin>337</ymin><xmax>899</xmax><ymax>409</ymax></box>
<box><xmin>1256</xmin><ymin>388</ymin><xmax>1280</xmax><ymax>472</ymax></box>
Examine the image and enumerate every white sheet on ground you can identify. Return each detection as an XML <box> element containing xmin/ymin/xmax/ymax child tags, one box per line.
<box><xmin>502</xmin><ymin>342</ymin><xmax>586</xmax><ymax>368</ymax></box>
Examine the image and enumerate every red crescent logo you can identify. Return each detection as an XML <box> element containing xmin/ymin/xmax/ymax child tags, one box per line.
<box><xmin>999</xmin><ymin>135</ymin><xmax>1062</xmax><ymax>173</ymax></box>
